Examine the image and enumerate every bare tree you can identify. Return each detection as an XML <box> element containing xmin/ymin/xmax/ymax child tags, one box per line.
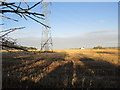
<box><xmin>0</xmin><ymin>0</ymin><xmax>49</xmax><ymax>51</ymax></box>
<box><xmin>0</xmin><ymin>0</ymin><xmax>49</xmax><ymax>27</ymax></box>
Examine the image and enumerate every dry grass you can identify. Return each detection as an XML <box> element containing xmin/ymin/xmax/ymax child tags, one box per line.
<box><xmin>2</xmin><ymin>49</ymin><xmax>120</xmax><ymax>88</ymax></box>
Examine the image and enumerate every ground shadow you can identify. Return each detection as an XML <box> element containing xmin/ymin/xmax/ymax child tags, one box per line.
<box><xmin>2</xmin><ymin>52</ymin><xmax>120</xmax><ymax>88</ymax></box>
<box><xmin>37</xmin><ymin>61</ymin><xmax>74</xmax><ymax>88</ymax></box>
<box><xmin>96</xmin><ymin>51</ymin><xmax>118</xmax><ymax>55</ymax></box>
<box><xmin>2</xmin><ymin>51</ymin><xmax>68</xmax><ymax>88</ymax></box>
<box><xmin>76</xmin><ymin>56</ymin><xmax>120</xmax><ymax>88</ymax></box>
<box><xmin>2</xmin><ymin>61</ymin><xmax>74</xmax><ymax>88</ymax></box>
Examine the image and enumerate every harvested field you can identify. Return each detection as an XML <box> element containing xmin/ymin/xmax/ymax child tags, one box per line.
<box><xmin>2</xmin><ymin>49</ymin><xmax>120</xmax><ymax>88</ymax></box>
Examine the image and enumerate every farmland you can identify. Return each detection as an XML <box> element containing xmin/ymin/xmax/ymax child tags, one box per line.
<box><xmin>2</xmin><ymin>49</ymin><xmax>120</xmax><ymax>88</ymax></box>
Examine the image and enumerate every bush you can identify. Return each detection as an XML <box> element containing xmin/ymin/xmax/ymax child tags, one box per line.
<box><xmin>93</xmin><ymin>46</ymin><xmax>105</xmax><ymax>49</ymax></box>
<box><xmin>19</xmin><ymin>46</ymin><xmax>37</xmax><ymax>50</ymax></box>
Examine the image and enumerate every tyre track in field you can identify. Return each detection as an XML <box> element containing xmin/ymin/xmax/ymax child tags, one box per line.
<box><xmin>19</xmin><ymin>58</ymin><xmax>66</xmax><ymax>77</ymax></box>
<box><xmin>4</xmin><ymin>52</ymin><xmax>63</xmax><ymax>72</ymax></box>
<box><xmin>21</xmin><ymin>60</ymin><xmax>69</xmax><ymax>83</ymax></box>
<box><xmin>3</xmin><ymin>50</ymin><xmax>119</xmax><ymax>88</ymax></box>
<box><xmin>5</xmin><ymin>52</ymin><xmax>67</xmax><ymax>81</ymax></box>
<box><xmin>4</xmin><ymin>57</ymin><xmax>45</xmax><ymax>72</ymax></box>
<box><xmin>64</xmin><ymin>51</ymin><xmax>85</xmax><ymax>87</ymax></box>
<box><xmin>64</xmin><ymin>51</ymin><xmax>95</xmax><ymax>88</ymax></box>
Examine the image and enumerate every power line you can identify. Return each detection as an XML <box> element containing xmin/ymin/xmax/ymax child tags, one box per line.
<box><xmin>40</xmin><ymin>2</ymin><xmax>53</xmax><ymax>52</ymax></box>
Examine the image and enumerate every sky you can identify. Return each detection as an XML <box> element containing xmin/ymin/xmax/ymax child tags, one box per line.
<box><xmin>1</xmin><ymin>2</ymin><xmax>118</xmax><ymax>49</ymax></box>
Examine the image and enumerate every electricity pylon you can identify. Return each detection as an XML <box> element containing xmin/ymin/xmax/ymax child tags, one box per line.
<box><xmin>40</xmin><ymin>2</ymin><xmax>53</xmax><ymax>52</ymax></box>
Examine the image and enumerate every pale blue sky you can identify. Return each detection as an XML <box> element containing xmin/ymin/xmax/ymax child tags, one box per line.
<box><xmin>50</xmin><ymin>2</ymin><xmax>118</xmax><ymax>37</ymax></box>
<box><xmin>2</xmin><ymin>2</ymin><xmax>118</xmax><ymax>49</ymax></box>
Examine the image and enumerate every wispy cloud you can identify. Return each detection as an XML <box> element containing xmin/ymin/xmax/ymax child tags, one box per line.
<box><xmin>10</xmin><ymin>29</ymin><xmax>41</xmax><ymax>38</ymax></box>
<box><xmin>53</xmin><ymin>31</ymin><xmax>118</xmax><ymax>49</ymax></box>
<box><xmin>16</xmin><ymin>30</ymin><xmax>118</xmax><ymax>49</ymax></box>
<box><xmin>85</xmin><ymin>30</ymin><xmax>117</xmax><ymax>35</ymax></box>
<box><xmin>17</xmin><ymin>36</ymin><xmax>41</xmax><ymax>48</ymax></box>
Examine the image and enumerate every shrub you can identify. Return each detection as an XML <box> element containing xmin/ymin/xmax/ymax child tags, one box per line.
<box><xmin>93</xmin><ymin>46</ymin><xmax>105</xmax><ymax>49</ymax></box>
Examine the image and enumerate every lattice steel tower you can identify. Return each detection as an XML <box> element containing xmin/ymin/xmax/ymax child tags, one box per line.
<box><xmin>40</xmin><ymin>2</ymin><xmax>53</xmax><ymax>52</ymax></box>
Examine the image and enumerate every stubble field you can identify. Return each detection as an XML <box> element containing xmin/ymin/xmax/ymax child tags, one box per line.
<box><xmin>2</xmin><ymin>49</ymin><xmax>120</xmax><ymax>88</ymax></box>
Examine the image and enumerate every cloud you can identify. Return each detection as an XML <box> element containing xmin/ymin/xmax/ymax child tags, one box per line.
<box><xmin>15</xmin><ymin>30</ymin><xmax>118</xmax><ymax>49</ymax></box>
<box><xmin>10</xmin><ymin>30</ymin><xmax>40</xmax><ymax>38</ymax></box>
<box><xmin>85</xmin><ymin>30</ymin><xmax>117</xmax><ymax>35</ymax></box>
<box><xmin>17</xmin><ymin>36</ymin><xmax>41</xmax><ymax>49</ymax></box>
<box><xmin>53</xmin><ymin>30</ymin><xmax>118</xmax><ymax>49</ymax></box>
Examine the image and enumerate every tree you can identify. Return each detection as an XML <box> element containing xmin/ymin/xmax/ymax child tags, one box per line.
<box><xmin>93</xmin><ymin>46</ymin><xmax>105</xmax><ymax>49</ymax></box>
<box><xmin>0</xmin><ymin>0</ymin><xmax>49</xmax><ymax>27</ymax></box>
<box><xmin>19</xmin><ymin>46</ymin><xmax>37</xmax><ymax>50</ymax></box>
<box><xmin>0</xmin><ymin>0</ymin><xmax>49</xmax><ymax>51</ymax></box>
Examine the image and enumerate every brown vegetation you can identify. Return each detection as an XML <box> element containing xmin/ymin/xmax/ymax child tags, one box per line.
<box><xmin>2</xmin><ymin>49</ymin><xmax>120</xmax><ymax>88</ymax></box>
